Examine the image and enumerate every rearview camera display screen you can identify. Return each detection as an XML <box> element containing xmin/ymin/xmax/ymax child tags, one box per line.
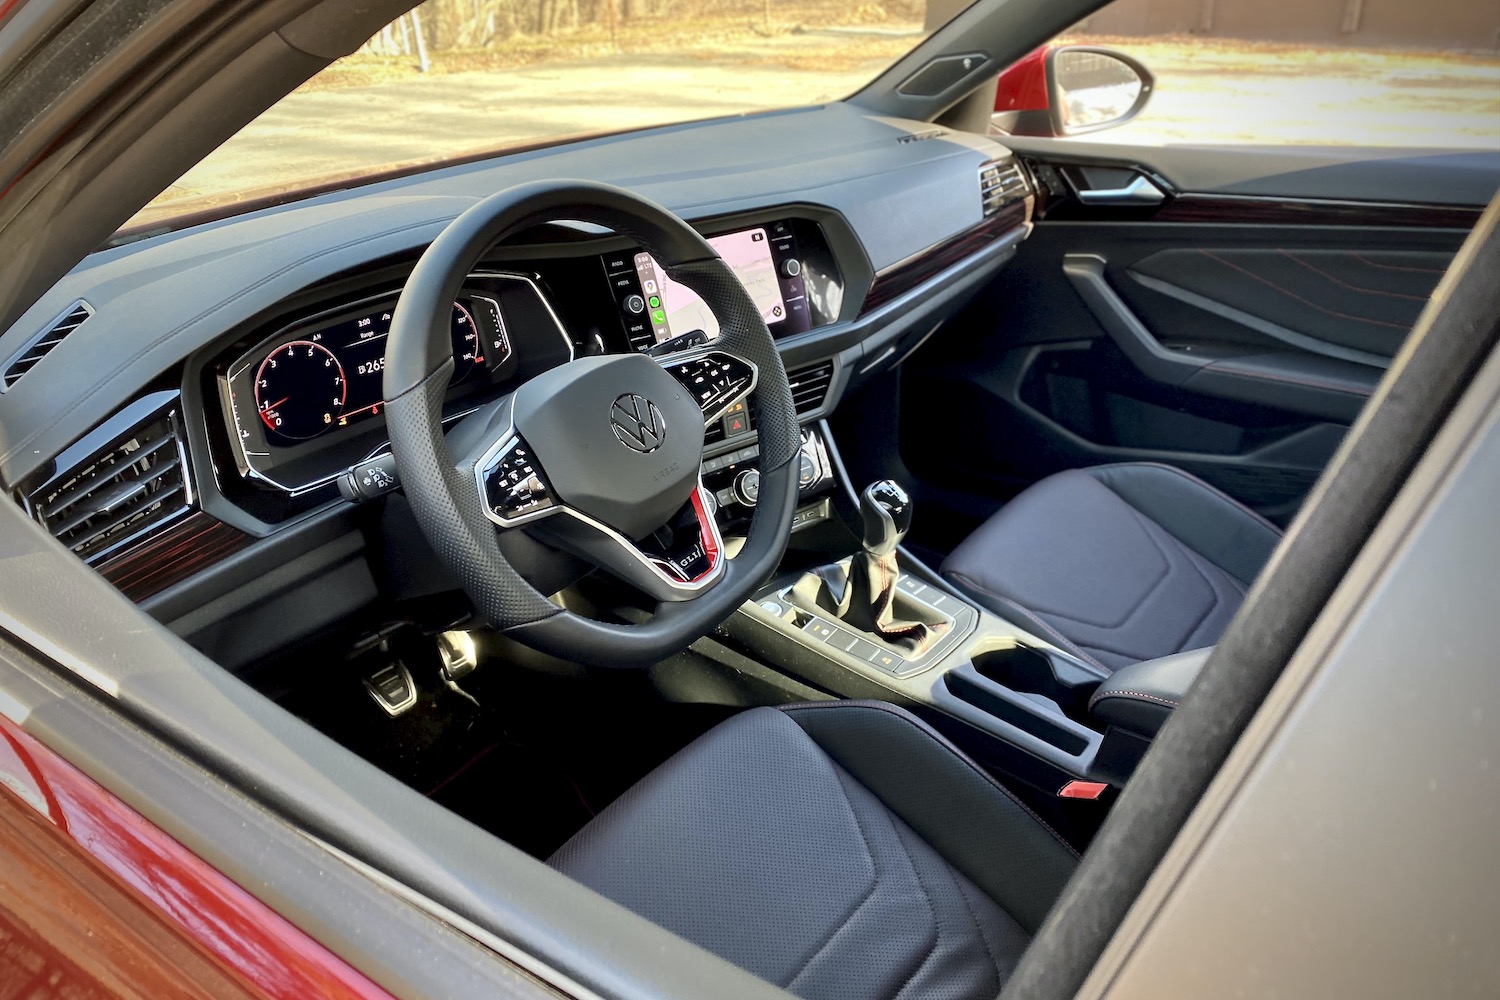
<box><xmin>634</xmin><ymin>227</ymin><xmax>788</xmax><ymax>344</ymax></box>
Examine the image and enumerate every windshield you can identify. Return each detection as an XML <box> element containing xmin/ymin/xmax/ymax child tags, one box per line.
<box><xmin>125</xmin><ymin>0</ymin><xmax>950</xmax><ymax>233</ymax></box>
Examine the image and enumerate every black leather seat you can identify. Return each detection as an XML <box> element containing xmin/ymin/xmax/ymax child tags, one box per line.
<box><xmin>941</xmin><ymin>462</ymin><xmax>1283</xmax><ymax>673</ymax></box>
<box><xmin>551</xmin><ymin>701</ymin><xmax>1080</xmax><ymax>1000</ymax></box>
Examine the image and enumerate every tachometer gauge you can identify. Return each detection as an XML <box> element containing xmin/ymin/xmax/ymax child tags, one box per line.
<box><xmin>254</xmin><ymin>340</ymin><xmax>347</xmax><ymax>440</ymax></box>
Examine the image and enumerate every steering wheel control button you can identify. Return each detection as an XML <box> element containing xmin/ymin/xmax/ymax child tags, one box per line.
<box><xmin>339</xmin><ymin>453</ymin><xmax>401</xmax><ymax>503</ymax></box>
<box><xmin>481</xmin><ymin>440</ymin><xmax>558</xmax><ymax>523</ymax></box>
<box><xmin>662</xmin><ymin>351</ymin><xmax>756</xmax><ymax>422</ymax></box>
<box><xmin>610</xmin><ymin>393</ymin><xmax>667</xmax><ymax>453</ymax></box>
<box><xmin>733</xmin><ymin>469</ymin><xmax>762</xmax><ymax>506</ymax></box>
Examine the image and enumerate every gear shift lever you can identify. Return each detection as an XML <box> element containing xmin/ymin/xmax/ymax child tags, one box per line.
<box><xmin>860</xmin><ymin>480</ymin><xmax>912</xmax><ymax>556</ymax></box>
<box><xmin>839</xmin><ymin>480</ymin><xmax>948</xmax><ymax>655</ymax></box>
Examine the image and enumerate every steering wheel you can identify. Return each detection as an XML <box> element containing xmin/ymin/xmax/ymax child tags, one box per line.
<box><xmin>382</xmin><ymin>180</ymin><xmax>799</xmax><ymax>667</ymax></box>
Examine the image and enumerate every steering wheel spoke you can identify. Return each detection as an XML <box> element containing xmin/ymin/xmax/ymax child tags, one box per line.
<box><xmin>529</xmin><ymin>483</ymin><xmax>725</xmax><ymax>602</ymax></box>
<box><xmin>658</xmin><ymin>349</ymin><xmax>758</xmax><ymax>426</ymax></box>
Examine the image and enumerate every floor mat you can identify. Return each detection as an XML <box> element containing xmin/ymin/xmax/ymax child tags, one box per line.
<box><xmin>426</xmin><ymin>739</ymin><xmax>598</xmax><ymax>859</ymax></box>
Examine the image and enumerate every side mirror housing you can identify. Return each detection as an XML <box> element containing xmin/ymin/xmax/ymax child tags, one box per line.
<box><xmin>993</xmin><ymin>45</ymin><xmax>1154</xmax><ymax>137</ymax></box>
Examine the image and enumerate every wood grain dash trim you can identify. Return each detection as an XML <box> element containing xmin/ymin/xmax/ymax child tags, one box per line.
<box><xmin>97</xmin><ymin>511</ymin><xmax>250</xmax><ymax>603</ymax></box>
<box><xmin>859</xmin><ymin>201</ymin><xmax>1029</xmax><ymax>316</ymax></box>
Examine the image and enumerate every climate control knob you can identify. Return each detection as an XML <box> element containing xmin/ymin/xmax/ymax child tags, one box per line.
<box><xmin>733</xmin><ymin>468</ymin><xmax>762</xmax><ymax>506</ymax></box>
<box><xmin>798</xmin><ymin>451</ymin><xmax>817</xmax><ymax>487</ymax></box>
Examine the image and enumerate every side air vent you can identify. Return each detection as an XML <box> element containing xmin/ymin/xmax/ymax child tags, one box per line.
<box><xmin>26</xmin><ymin>397</ymin><xmax>192</xmax><ymax>563</ymax></box>
<box><xmin>788</xmin><ymin>360</ymin><xmax>835</xmax><ymax>415</ymax></box>
<box><xmin>3</xmin><ymin>301</ymin><xmax>93</xmax><ymax>390</ymax></box>
<box><xmin>979</xmin><ymin>159</ymin><xmax>1029</xmax><ymax>217</ymax></box>
<box><xmin>702</xmin><ymin>360</ymin><xmax>837</xmax><ymax>444</ymax></box>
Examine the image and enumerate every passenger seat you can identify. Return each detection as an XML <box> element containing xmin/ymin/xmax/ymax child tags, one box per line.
<box><xmin>940</xmin><ymin>463</ymin><xmax>1283</xmax><ymax>673</ymax></box>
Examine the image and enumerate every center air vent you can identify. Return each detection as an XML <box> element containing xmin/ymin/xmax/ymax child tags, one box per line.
<box><xmin>703</xmin><ymin>359</ymin><xmax>837</xmax><ymax>444</ymax></box>
<box><xmin>3</xmin><ymin>300</ymin><xmax>93</xmax><ymax>390</ymax></box>
<box><xmin>979</xmin><ymin>160</ymin><xmax>1029</xmax><ymax>217</ymax></box>
<box><xmin>788</xmin><ymin>360</ymin><xmax>835</xmax><ymax>415</ymax></box>
<box><xmin>26</xmin><ymin>397</ymin><xmax>192</xmax><ymax>563</ymax></box>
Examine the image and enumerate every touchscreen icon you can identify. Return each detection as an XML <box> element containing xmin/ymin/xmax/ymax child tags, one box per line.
<box><xmin>652</xmin><ymin>309</ymin><xmax>667</xmax><ymax>324</ymax></box>
<box><xmin>643</xmin><ymin>279</ymin><xmax>658</xmax><ymax>294</ymax></box>
<box><xmin>648</xmin><ymin>295</ymin><xmax>661</xmax><ymax>309</ymax></box>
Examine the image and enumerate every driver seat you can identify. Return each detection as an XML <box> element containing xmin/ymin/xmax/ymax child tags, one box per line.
<box><xmin>550</xmin><ymin>701</ymin><xmax>1079</xmax><ymax>999</ymax></box>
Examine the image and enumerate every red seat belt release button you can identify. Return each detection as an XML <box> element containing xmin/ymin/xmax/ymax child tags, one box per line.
<box><xmin>1058</xmin><ymin>780</ymin><xmax>1109</xmax><ymax>800</ymax></box>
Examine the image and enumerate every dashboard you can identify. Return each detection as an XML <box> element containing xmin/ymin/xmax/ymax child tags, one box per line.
<box><xmin>0</xmin><ymin>101</ymin><xmax>1033</xmax><ymax>663</ymax></box>
<box><xmin>205</xmin><ymin>214</ymin><xmax>846</xmax><ymax>508</ymax></box>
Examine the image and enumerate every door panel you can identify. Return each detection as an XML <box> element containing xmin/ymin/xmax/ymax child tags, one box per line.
<box><xmin>898</xmin><ymin>144</ymin><xmax>1495</xmax><ymax>533</ymax></box>
<box><xmin>1126</xmin><ymin>246</ymin><xmax>1442</xmax><ymax>357</ymax></box>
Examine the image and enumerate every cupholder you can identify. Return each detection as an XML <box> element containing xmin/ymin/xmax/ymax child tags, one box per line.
<box><xmin>970</xmin><ymin>645</ymin><xmax>1097</xmax><ymax>720</ymax></box>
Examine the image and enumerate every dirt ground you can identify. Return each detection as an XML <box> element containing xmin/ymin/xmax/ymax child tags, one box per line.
<box><xmin>129</xmin><ymin>14</ymin><xmax>1500</xmax><ymax>231</ymax></box>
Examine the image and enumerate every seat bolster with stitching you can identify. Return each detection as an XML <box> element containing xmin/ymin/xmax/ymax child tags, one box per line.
<box><xmin>781</xmin><ymin>700</ymin><xmax>1078</xmax><ymax>933</ymax></box>
<box><xmin>548</xmin><ymin>703</ymin><xmax>1077</xmax><ymax>1000</ymax></box>
<box><xmin>1086</xmin><ymin>463</ymin><xmax>1282</xmax><ymax>585</ymax></box>
<box><xmin>941</xmin><ymin>463</ymin><xmax>1283</xmax><ymax>671</ymax></box>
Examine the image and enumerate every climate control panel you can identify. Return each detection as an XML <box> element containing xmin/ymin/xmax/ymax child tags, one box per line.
<box><xmin>702</xmin><ymin>427</ymin><xmax>832</xmax><ymax>531</ymax></box>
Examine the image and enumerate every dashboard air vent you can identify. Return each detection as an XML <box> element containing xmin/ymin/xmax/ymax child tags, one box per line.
<box><xmin>27</xmin><ymin>401</ymin><xmax>192</xmax><ymax>563</ymax></box>
<box><xmin>3</xmin><ymin>301</ymin><xmax>93</xmax><ymax>390</ymax></box>
<box><xmin>788</xmin><ymin>360</ymin><xmax>835</xmax><ymax>415</ymax></box>
<box><xmin>979</xmin><ymin>160</ymin><xmax>1029</xmax><ymax>217</ymax></box>
<box><xmin>702</xmin><ymin>359</ymin><xmax>836</xmax><ymax>444</ymax></box>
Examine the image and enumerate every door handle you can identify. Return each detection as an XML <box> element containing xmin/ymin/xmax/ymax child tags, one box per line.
<box><xmin>1075</xmin><ymin>175</ymin><xmax>1166</xmax><ymax>206</ymax></box>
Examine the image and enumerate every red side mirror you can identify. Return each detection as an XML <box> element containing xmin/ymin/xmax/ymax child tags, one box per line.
<box><xmin>994</xmin><ymin>45</ymin><xmax>1154</xmax><ymax>138</ymax></box>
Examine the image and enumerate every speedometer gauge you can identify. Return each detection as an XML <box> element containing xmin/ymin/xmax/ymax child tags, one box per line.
<box><xmin>254</xmin><ymin>340</ymin><xmax>347</xmax><ymax>440</ymax></box>
<box><xmin>449</xmin><ymin>301</ymin><xmax>484</xmax><ymax>385</ymax></box>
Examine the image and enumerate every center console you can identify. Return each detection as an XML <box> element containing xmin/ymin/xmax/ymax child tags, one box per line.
<box><xmin>711</xmin><ymin>422</ymin><xmax>1168</xmax><ymax>810</ymax></box>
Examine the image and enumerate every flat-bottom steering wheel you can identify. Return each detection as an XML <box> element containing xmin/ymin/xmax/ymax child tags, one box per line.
<box><xmin>382</xmin><ymin>180</ymin><xmax>799</xmax><ymax>667</ymax></box>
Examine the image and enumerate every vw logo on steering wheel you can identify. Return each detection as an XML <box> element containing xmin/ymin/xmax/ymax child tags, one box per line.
<box><xmin>610</xmin><ymin>393</ymin><xmax>666</xmax><ymax>453</ymax></box>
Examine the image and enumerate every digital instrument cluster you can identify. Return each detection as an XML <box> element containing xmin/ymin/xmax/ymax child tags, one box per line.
<box><xmin>216</xmin><ymin>274</ymin><xmax>572</xmax><ymax>496</ymax></box>
<box><xmin>236</xmin><ymin>297</ymin><xmax>510</xmax><ymax>447</ymax></box>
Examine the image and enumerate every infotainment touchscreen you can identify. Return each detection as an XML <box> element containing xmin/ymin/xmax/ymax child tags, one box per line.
<box><xmin>633</xmin><ymin>227</ymin><xmax>788</xmax><ymax>344</ymax></box>
<box><xmin>603</xmin><ymin>217</ymin><xmax>830</xmax><ymax>353</ymax></box>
